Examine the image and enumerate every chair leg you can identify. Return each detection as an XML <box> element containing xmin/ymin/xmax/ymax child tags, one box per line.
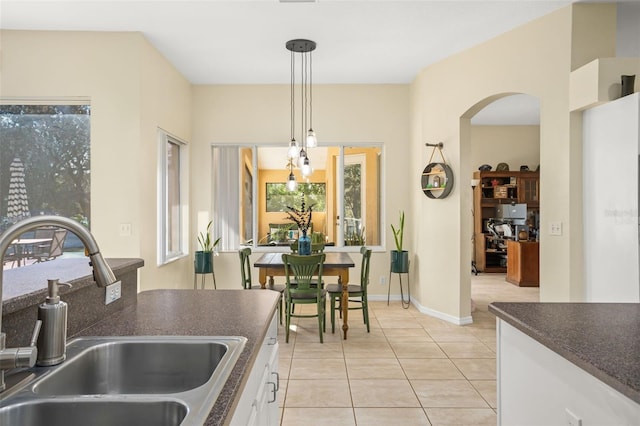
<box><xmin>330</xmin><ymin>295</ymin><xmax>336</xmax><ymax>333</ymax></box>
<box><xmin>285</xmin><ymin>299</ymin><xmax>291</xmax><ymax>343</ymax></box>
<box><xmin>318</xmin><ymin>300</ymin><xmax>324</xmax><ymax>344</ymax></box>
<box><xmin>363</xmin><ymin>297</ymin><xmax>370</xmax><ymax>333</ymax></box>
<box><xmin>323</xmin><ymin>299</ymin><xmax>326</xmax><ymax>333</ymax></box>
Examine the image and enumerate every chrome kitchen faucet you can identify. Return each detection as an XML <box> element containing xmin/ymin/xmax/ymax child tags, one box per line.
<box><xmin>0</xmin><ymin>215</ymin><xmax>118</xmax><ymax>392</ymax></box>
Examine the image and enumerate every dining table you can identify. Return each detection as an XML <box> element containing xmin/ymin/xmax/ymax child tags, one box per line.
<box><xmin>254</xmin><ymin>251</ymin><xmax>355</xmax><ymax>340</ymax></box>
<box><xmin>9</xmin><ymin>238</ymin><xmax>53</xmax><ymax>267</ymax></box>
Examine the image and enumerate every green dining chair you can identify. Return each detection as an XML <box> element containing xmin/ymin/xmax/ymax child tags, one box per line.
<box><xmin>327</xmin><ymin>246</ymin><xmax>372</xmax><ymax>333</ymax></box>
<box><xmin>282</xmin><ymin>253</ymin><xmax>326</xmax><ymax>343</ymax></box>
<box><xmin>288</xmin><ymin>243</ymin><xmax>325</xmax><ymax>288</ymax></box>
<box><xmin>239</xmin><ymin>247</ymin><xmax>284</xmax><ymax>324</ymax></box>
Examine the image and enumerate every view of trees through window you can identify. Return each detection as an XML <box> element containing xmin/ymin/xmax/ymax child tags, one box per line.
<box><xmin>0</xmin><ymin>105</ymin><xmax>91</xmax><ymax>234</ymax></box>
<box><xmin>266</xmin><ymin>183</ymin><xmax>326</xmax><ymax>212</ymax></box>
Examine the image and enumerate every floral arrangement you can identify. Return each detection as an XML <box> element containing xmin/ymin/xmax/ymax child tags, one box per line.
<box><xmin>285</xmin><ymin>193</ymin><xmax>314</xmax><ymax>235</ymax></box>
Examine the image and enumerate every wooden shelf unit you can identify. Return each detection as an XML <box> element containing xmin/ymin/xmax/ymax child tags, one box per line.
<box><xmin>473</xmin><ymin>170</ymin><xmax>540</xmax><ymax>273</ymax></box>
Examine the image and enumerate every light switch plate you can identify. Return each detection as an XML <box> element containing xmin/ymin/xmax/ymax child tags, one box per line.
<box><xmin>119</xmin><ymin>223</ymin><xmax>132</xmax><ymax>236</ymax></box>
<box><xmin>550</xmin><ymin>221</ymin><xmax>563</xmax><ymax>236</ymax></box>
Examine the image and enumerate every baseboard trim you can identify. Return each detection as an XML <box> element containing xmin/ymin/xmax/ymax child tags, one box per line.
<box><xmin>368</xmin><ymin>295</ymin><xmax>473</xmax><ymax>326</ymax></box>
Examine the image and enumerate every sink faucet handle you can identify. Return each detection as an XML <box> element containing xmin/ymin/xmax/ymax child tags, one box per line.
<box><xmin>0</xmin><ymin>321</ymin><xmax>41</xmax><ymax>370</ymax></box>
<box><xmin>30</xmin><ymin>320</ymin><xmax>42</xmax><ymax>347</ymax></box>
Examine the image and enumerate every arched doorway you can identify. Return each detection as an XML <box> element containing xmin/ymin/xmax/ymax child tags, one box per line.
<box><xmin>462</xmin><ymin>93</ymin><xmax>541</xmax><ymax>319</ymax></box>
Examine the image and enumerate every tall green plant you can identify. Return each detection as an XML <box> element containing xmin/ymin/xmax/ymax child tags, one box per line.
<box><xmin>197</xmin><ymin>220</ymin><xmax>221</xmax><ymax>252</ymax></box>
<box><xmin>390</xmin><ymin>211</ymin><xmax>405</xmax><ymax>252</ymax></box>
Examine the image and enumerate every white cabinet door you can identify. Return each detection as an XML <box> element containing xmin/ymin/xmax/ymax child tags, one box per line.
<box><xmin>497</xmin><ymin>320</ymin><xmax>640</xmax><ymax>425</ymax></box>
<box><xmin>230</xmin><ymin>312</ymin><xmax>279</xmax><ymax>425</ymax></box>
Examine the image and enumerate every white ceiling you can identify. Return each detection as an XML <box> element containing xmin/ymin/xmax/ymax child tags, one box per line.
<box><xmin>2</xmin><ymin>0</ymin><xmax>592</xmax><ymax>123</ymax></box>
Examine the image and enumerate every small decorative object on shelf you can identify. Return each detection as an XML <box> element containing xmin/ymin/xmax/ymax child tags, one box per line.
<box><xmin>421</xmin><ymin>142</ymin><xmax>454</xmax><ymax>199</ymax></box>
<box><xmin>286</xmin><ymin>193</ymin><xmax>314</xmax><ymax>255</ymax></box>
<box><xmin>621</xmin><ymin>74</ymin><xmax>635</xmax><ymax>98</ymax></box>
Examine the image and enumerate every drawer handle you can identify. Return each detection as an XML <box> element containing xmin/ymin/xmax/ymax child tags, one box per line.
<box><xmin>267</xmin><ymin>336</ymin><xmax>277</xmax><ymax>345</ymax></box>
<box><xmin>267</xmin><ymin>381</ymin><xmax>277</xmax><ymax>403</ymax></box>
<box><xmin>272</xmin><ymin>371</ymin><xmax>280</xmax><ymax>391</ymax></box>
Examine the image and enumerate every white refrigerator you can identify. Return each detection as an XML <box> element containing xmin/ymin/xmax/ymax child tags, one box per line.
<box><xmin>583</xmin><ymin>92</ymin><xmax>640</xmax><ymax>302</ymax></box>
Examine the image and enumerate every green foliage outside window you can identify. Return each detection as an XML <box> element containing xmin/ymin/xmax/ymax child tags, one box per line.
<box><xmin>266</xmin><ymin>183</ymin><xmax>326</xmax><ymax>212</ymax></box>
<box><xmin>0</xmin><ymin>105</ymin><xmax>91</xmax><ymax>232</ymax></box>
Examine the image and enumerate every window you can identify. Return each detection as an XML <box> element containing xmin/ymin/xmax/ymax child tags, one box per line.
<box><xmin>158</xmin><ymin>130</ymin><xmax>188</xmax><ymax>264</ymax></box>
<box><xmin>212</xmin><ymin>144</ymin><xmax>383</xmax><ymax>251</ymax></box>
<box><xmin>0</xmin><ymin>104</ymin><xmax>91</xmax><ymax>240</ymax></box>
<box><xmin>265</xmin><ymin>183</ymin><xmax>326</xmax><ymax>212</ymax></box>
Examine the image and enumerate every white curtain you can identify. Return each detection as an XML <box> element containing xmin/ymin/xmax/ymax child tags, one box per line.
<box><xmin>212</xmin><ymin>147</ymin><xmax>241</xmax><ymax>251</ymax></box>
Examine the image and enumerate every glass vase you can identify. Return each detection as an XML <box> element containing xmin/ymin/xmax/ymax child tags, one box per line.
<box><xmin>298</xmin><ymin>230</ymin><xmax>311</xmax><ymax>255</ymax></box>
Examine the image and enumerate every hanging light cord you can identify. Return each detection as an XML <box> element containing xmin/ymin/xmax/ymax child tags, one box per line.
<box><xmin>290</xmin><ymin>49</ymin><xmax>295</xmax><ymax>142</ymax></box>
<box><xmin>301</xmin><ymin>48</ymin><xmax>306</xmax><ymax>151</ymax></box>
<box><xmin>309</xmin><ymin>50</ymin><xmax>313</xmax><ymax>131</ymax></box>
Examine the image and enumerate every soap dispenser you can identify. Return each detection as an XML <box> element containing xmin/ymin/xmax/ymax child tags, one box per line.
<box><xmin>36</xmin><ymin>279</ymin><xmax>72</xmax><ymax>366</ymax></box>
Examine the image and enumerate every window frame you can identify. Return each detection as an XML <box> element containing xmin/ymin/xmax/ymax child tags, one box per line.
<box><xmin>157</xmin><ymin>129</ymin><xmax>189</xmax><ymax>265</ymax></box>
<box><xmin>212</xmin><ymin>142</ymin><xmax>385</xmax><ymax>253</ymax></box>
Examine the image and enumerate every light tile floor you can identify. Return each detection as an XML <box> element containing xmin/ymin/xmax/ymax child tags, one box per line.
<box><xmin>278</xmin><ymin>273</ymin><xmax>539</xmax><ymax>425</ymax></box>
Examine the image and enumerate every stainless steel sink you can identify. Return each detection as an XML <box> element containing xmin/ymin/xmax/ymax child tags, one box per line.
<box><xmin>0</xmin><ymin>336</ymin><xmax>247</xmax><ymax>426</ymax></box>
<box><xmin>35</xmin><ymin>337</ymin><xmax>232</xmax><ymax>395</ymax></box>
<box><xmin>0</xmin><ymin>398</ymin><xmax>187</xmax><ymax>426</ymax></box>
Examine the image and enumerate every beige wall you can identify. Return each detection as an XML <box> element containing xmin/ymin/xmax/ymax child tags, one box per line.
<box><xmin>410</xmin><ymin>3</ymin><xmax>617</xmax><ymax>322</ymax></box>
<box><xmin>1</xmin><ymin>30</ymin><xmax>193</xmax><ymax>291</ymax></box>
<box><xmin>191</xmin><ymin>84</ymin><xmax>410</xmax><ymax>293</ymax></box>
<box><xmin>470</xmin><ymin>126</ymin><xmax>540</xmax><ymax>172</ymax></box>
<box><xmin>1</xmin><ymin>3</ymin><xmax>628</xmax><ymax>323</ymax></box>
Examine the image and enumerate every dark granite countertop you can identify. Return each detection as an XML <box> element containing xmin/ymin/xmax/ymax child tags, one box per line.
<box><xmin>2</xmin><ymin>258</ymin><xmax>143</xmax><ymax>314</ymax></box>
<box><xmin>489</xmin><ymin>302</ymin><xmax>640</xmax><ymax>405</ymax></box>
<box><xmin>74</xmin><ymin>289</ymin><xmax>280</xmax><ymax>426</ymax></box>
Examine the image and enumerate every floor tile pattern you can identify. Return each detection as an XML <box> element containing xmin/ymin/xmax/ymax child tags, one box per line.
<box><xmin>278</xmin><ymin>273</ymin><xmax>538</xmax><ymax>425</ymax></box>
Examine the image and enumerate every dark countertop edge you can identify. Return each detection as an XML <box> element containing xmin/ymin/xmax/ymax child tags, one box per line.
<box><xmin>73</xmin><ymin>289</ymin><xmax>280</xmax><ymax>426</ymax></box>
<box><xmin>2</xmin><ymin>258</ymin><xmax>144</xmax><ymax>315</ymax></box>
<box><xmin>488</xmin><ymin>302</ymin><xmax>640</xmax><ymax>405</ymax></box>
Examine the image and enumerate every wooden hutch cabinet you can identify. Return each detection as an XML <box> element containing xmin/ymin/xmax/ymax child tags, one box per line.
<box><xmin>473</xmin><ymin>170</ymin><xmax>540</xmax><ymax>272</ymax></box>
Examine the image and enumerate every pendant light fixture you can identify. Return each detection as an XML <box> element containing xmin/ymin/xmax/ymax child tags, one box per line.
<box><xmin>286</xmin><ymin>39</ymin><xmax>317</xmax><ymax>189</ymax></box>
<box><xmin>286</xmin><ymin>159</ymin><xmax>298</xmax><ymax>192</ymax></box>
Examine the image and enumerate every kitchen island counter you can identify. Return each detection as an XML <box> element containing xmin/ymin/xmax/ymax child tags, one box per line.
<box><xmin>489</xmin><ymin>302</ymin><xmax>640</xmax><ymax>424</ymax></box>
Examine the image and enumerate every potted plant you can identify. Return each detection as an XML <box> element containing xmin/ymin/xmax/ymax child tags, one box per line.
<box><xmin>195</xmin><ymin>220</ymin><xmax>221</xmax><ymax>274</ymax></box>
<box><xmin>390</xmin><ymin>211</ymin><xmax>409</xmax><ymax>273</ymax></box>
<box><xmin>286</xmin><ymin>193</ymin><xmax>314</xmax><ymax>255</ymax></box>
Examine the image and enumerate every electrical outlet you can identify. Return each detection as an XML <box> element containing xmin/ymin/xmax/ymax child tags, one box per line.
<box><xmin>105</xmin><ymin>281</ymin><xmax>122</xmax><ymax>305</ymax></box>
<box><xmin>379</xmin><ymin>276</ymin><xmax>386</xmax><ymax>286</ymax></box>
<box><xmin>565</xmin><ymin>408</ymin><xmax>582</xmax><ymax>426</ymax></box>
<box><xmin>119</xmin><ymin>223</ymin><xmax>132</xmax><ymax>236</ymax></box>
<box><xmin>550</xmin><ymin>221</ymin><xmax>563</xmax><ymax>236</ymax></box>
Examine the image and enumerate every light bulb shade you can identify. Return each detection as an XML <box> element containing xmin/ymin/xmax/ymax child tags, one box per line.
<box><xmin>301</xmin><ymin>157</ymin><xmax>312</xmax><ymax>177</ymax></box>
<box><xmin>298</xmin><ymin>149</ymin><xmax>306</xmax><ymax>168</ymax></box>
<box><xmin>286</xmin><ymin>173</ymin><xmax>298</xmax><ymax>191</ymax></box>
<box><xmin>287</xmin><ymin>139</ymin><xmax>299</xmax><ymax>159</ymax></box>
<box><xmin>306</xmin><ymin>129</ymin><xmax>317</xmax><ymax>148</ymax></box>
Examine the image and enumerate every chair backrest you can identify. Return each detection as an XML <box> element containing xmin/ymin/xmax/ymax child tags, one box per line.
<box><xmin>238</xmin><ymin>247</ymin><xmax>252</xmax><ymax>289</ymax></box>
<box><xmin>34</xmin><ymin>228</ymin><xmax>55</xmax><ymax>240</ymax></box>
<box><xmin>48</xmin><ymin>229</ymin><xmax>67</xmax><ymax>258</ymax></box>
<box><xmin>283</xmin><ymin>253</ymin><xmax>325</xmax><ymax>296</ymax></box>
<box><xmin>289</xmin><ymin>242</ymin><xmax>324</xmax><ymax>253</ymax></box>
<box><xmin>360</xmin><ymin>246</ymin><xmax>372</xmax><ymax>292</ymax></box>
